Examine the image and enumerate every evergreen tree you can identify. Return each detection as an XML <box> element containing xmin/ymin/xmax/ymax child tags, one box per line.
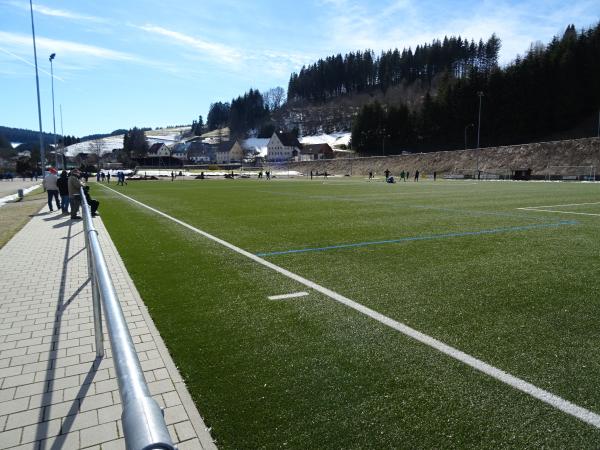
<box><xmin>123</xmin><ymin>127</ymin><xmax>148</xmax><ymax>158</ymax></box>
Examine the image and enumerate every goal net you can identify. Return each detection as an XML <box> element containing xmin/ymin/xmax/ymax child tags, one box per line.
<box><xmin>545</xmin><ymin>166</ymin><xmax>596</xmax><ymax>181</ymax></box>
<box><xmin>445</xmin><ymin>167</ymin><xmax>511</xmax><ymax>180</ymax></box>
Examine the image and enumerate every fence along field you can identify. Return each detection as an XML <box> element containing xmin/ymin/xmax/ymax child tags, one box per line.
<box><xmin>94</xmin><ymin>178</ymin><xmax>600</xmax><ymax>448</ymax></box>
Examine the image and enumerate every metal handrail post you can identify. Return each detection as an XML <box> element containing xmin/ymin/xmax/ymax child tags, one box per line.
<box><xmin>79</xmin><ymin>187</ymin><xmax>175</xmax><ymax>449</ymax></box>
<box><xmin>81</xmin><ymin>195</ymin><xmax>104</xmax><ymax>358</ymax></box>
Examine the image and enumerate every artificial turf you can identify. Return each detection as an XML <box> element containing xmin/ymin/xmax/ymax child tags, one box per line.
<box><xmin>94</xmin><ymin>178</ymin><xmax>600</xmax><ymax>448</ymax></box>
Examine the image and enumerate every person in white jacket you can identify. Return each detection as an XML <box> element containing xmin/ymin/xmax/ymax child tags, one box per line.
<box><xmin>42</xmin><ymin>168</ymin><xmax>60</xmax><ymax>212</ymax></box>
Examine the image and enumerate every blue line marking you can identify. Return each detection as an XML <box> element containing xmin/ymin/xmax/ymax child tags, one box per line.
<box><xmin>256</xmin><ymin>220</ymin><xmax>578</xmax><ymax>257</ymax></box>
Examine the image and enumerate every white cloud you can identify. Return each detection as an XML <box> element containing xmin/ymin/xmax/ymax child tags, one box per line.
<box><xmin>316</xmin><ymin>0</ymin><xmax>599</xmax><ymax>65</ymax></box>
<box><xmin>0</xmin><ymin>31</ymin><xmax>144</xmax><ymax>63</ymax></box>
<box><xmin>4</xmin><ymin>1</ymin><xmax>106</xmax><ymax>23</ymax></box>
<box><xmin>0</xmin><ymin>46</ymin><xmax>62</xmax><ymax>80</ymax></box>
<box><xmin>135</xmin><ymin>24</ymin><xmax>243</xmax><ymax>65</ymax></box>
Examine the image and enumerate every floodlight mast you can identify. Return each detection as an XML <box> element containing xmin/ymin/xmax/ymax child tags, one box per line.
<box><xmin>49</xmin><ymin>53</ymin><xmax>58</xmax><ymax>168</ymax></box>
<box><xmin>29</xmin><ymin>0</ymin><xmax>45</xmax><ymax>177</ymax></box>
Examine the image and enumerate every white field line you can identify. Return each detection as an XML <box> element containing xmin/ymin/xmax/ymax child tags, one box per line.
<box><xmin>0</xmin><ymin>184</ymin><xmax>42</xmax><ymax>208</ymax></box>
<box><xmin>518</xmin><ymin>207</ymin><xmax>600</xmax><ymax>217</ymax></box>
<box><xmin>103</xmin><ymin>185</ymin><xmax>600</xmax><ymax>429</ymax></box>
<box><xmin>520</xmin><ymin>201</ymin><xmax>600</xmax><ymax>209</ymax></box>
<box><xmin>268</xmin><ymin>292</ymin><xmax>309</xmax><ymax>300</ymax></box>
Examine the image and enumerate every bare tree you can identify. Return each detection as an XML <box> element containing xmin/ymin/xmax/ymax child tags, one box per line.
<box><xmin>264</xmin><ymin>87</ymin><xmax>286</xmax><ymax>111</ymax></box>
<box><xmin>87</xmin><ymin>139</ymin><xmax>105</xmax><ymax>167</ymax></box>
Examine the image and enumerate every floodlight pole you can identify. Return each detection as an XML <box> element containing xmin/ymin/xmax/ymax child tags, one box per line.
<box><xmin>476</xmin><ymin>91</ymin><xmax>484</xmax><ymax>176</ymax></box>
<box><xmin>49</xmin><ymin>53</ymin><xmax>57</xmax><ymax>169</ymax></box>
<box><xmin>60</xmin><ymin>104</ymin><xmax>64</xmax><ymax>169</ymax></box>
<box><xmin>29</xmin><ymin>0</ymin><xmax>45</xmax><ymax>178</ymax></box>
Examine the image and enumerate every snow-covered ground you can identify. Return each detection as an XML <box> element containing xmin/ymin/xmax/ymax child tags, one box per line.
<box><xmin>242</xmin><ymin>137</ymin><xmax>270</xmax><ymax>156</ymax></box>
<box><xmin>299</xmin><ymin>132</ymin><xmax>351</xmax><ymax>148</ymax></box>
<box><xmin>64</xmin><ymin>136</ymin><xmax>124</xmax><ymax>157</ymax></box>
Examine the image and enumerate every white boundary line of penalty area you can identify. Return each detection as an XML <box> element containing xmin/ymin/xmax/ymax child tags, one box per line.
<box><xmin>103</xmin><ymin>186</ymin><xmax>600</xmax><ymax>430</ymax></box>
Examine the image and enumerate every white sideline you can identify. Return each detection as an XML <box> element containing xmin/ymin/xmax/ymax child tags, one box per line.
<box><xmin>102</xmin><ymin>185</ymin><xmax>600</xmax><ymax>430</ymax></box>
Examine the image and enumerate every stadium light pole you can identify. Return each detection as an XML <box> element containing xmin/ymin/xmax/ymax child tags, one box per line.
<box><xmin>464</xmin><ymin>123</ymin><xmax>474</xmax><ymax>150</ymax></box>
<box><xmin>29</xmin><ymin>0</ymin><xmax>45</xmax><ymax>178</ymax></box>
<box><xmin>476</xmin><ymin>91</ymin><xmax>484</xmax><ymax>176</ymax></box>
<box><xmin>60</xmin><ymin>104</ymin><xmax>65</xmax><ymax>169</ymax></box>
<box><xmin>49</xmin><ymin>53</ymin><xmax>57</xmax><ymax>169</ymax></box>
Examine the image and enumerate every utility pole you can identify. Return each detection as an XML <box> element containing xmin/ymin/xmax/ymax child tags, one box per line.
<box><xmin>49</xmin><ymin>53</ymin><xmax>57</xmax><ymax>168</ymax></box>
<box><xmin>29</xmin><ymin>0</ymin><xmax>45</xmax><ymax>178</ymax></box>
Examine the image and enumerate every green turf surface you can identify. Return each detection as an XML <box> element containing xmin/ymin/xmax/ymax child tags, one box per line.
<box><xmin>94</xmin><ymin>178</ymin><xmax>600</xmax><ymax>448</ymax></box>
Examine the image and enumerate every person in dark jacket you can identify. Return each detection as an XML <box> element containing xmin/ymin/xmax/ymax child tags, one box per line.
<box><xmin>83</xmin><ymin>186</ymin><xmax>100</xmax><ymax>217</ymax></box>
<box><xmin>68</xmin><ymin>169</ymin><xmax>83</xmax><ymax>219</ymax></box>
<box><xmin>57</xmin><ymin>170</ymin><xmax>70</xmax><ymax>214</ymax></box>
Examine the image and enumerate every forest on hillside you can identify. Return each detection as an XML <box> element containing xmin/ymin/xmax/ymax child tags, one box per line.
<box><xmin>287</xmin><ymin>35</ymin><xmax>501</xmax><ymax>102</ymax></box>
<box><xmin>350</xmin><ymin>23</ymin><xmax>600</xmax><ymax>154</ymax></box>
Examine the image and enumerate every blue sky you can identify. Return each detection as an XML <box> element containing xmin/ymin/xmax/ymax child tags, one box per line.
<box><xmin>1</xmin><ymin>0</ymin><xmax>598</xmax><ymax>137</ymax></box>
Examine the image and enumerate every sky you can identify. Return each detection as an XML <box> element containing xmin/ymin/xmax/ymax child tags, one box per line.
<box><xmin>1</xmin><ymin>0</ymin><xmax>598</xmax><ymax>137</ymax></box>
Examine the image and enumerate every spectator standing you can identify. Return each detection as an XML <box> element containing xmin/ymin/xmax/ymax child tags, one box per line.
<box><xmin>43</xmin><ymin>168</ymin><xmax>60</xmax><ymax>212</ymax></box>
<box><xmin>384</xmin><ymin>169</ymin><xmax>390</xmax><ymax>181</ymax></box>
<box><xmin>57</xmin><ymin>170</ymin><xmax>70</xmax><ymax>215</ymax></box>
<box><xmin>106</xmin><ymin>172</ymin><xmax>111</xmax><ymax>183</ymax></box>
<box><xmin>68</xmin><ymin>169</ymin><xmax>84</xmax><ymax>220</ymax></box>
<box><xmin>414</xmin><ymin>170</ymin><xmax>420</xmax><ymax>182</ymax></box>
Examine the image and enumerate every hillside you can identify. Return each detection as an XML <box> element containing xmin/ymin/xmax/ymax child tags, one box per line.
<box><xmin>287</xmin><ymin>137</ymin><xmax>600</xmax><ymax>179</ymax></box>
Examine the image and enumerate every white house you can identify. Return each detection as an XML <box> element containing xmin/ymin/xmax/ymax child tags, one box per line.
<box><xmin>147</xmin><ymin>143</ymin><xmax>171</xmax><ymax>157</ymax></box>
<box><xmin>266</xmin><ymin>132</ymin><xmax>301</xmax><ymax>161</ymax></box>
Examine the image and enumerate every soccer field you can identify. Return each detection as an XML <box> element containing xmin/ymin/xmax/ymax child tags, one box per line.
<box><xmin>94</xmin><ymin>178</ymin><xmax>600</xmax><ymax>448</ymax></box>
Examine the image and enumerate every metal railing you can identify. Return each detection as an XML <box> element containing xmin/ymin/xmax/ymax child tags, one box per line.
<box><xmin>80</xmin><ymin>187</ymin><xmax>176</xmax><ymax>450</ymax></box>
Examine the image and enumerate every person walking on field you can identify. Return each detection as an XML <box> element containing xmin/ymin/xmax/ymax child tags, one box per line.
<box><xmin>43</xmin><ymin>168</ymin><xmax>60</xmax><ymax>212</ymax></box>
<box><xmin>57</xmin><ymin>170</ymin><xmax>70</xmax><ymax>215</ymax></box>
<box><xmin>414</xmin><ymin>170</ymin><xmax>420</xmax><ymax>182</ymax></box>
<box><xmin>384</xmin><ymin>169</ymin><xmax>390</xmax><ymax>181</ymax></box>
<box><xmin>106</xmin><ymin>172</ymin><xmax>111</xmax><ymax>183</ymax></box>
<box><xmin>68</xmin><ymin>169</ymin><xmax>84</xmax><ymax>220</ymax></box>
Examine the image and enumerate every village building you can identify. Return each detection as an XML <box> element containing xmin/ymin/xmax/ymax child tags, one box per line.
<box><xmin>187</xmin><ymin>142</ymin><xmax>215</xmax><ymax>163</ymax></box>
<box><xmin>300</xmin><ymin>143</ymin><xmax>334</xmax><ymax>161</ymax></box>
<box><xmin>216</xmin><ymin>140</ymin><xmax>244</xmax><ymax>164</ymax></box>
<box><xmin>266</xmin><ymin>131</ymin><xmax>302</xmax><ymax>161</ymax></box>
<box><xmin>147</xmin><ymin>143</ymin><xmax>171</xmax><ymax>157</ymax></box>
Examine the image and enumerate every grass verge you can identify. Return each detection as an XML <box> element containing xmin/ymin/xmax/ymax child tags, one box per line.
<box><xmin>0</xmin><ymin>188</ymin><xmax>45</xmax><ymax>249</ymax></box>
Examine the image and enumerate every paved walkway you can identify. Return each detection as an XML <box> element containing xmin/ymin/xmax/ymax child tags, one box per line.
<box><xmin>0</xmin><ymin>207</ymin><xmax>216</xmax><ymax>449</ymax></box>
